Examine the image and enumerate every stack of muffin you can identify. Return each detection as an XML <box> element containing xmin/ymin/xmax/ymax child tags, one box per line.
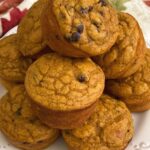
<box><xmin>0</xmin><ymin>0</ymin><xmax>149</xmax><ymax>149</ymax></box>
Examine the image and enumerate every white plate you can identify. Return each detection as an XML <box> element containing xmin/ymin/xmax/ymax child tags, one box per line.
<box><xmin>0</xmin><ymin>0</ymin><xmax>150</xmax><ymax>149</ymax></box>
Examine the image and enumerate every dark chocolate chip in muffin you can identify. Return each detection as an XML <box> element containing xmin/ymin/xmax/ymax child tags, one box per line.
<box><xmin>66</xmin><ymin>32</ymin><xmax>81</xmax><ymax>42</ymax></box>
<box><xmin>77</xmin><ymin>74</ymin><xmax>87</xmax><ymax>83</ymax></box>
<box><xmin>99</xmin><ymin>10</ymin><xmax>104</xmax><ymax>16</ymax></box>
<box><xmin>80</xmin><ymin>7</ymin><xmax>89</xmax><ymax>14</ymax></box>
<box><xmin>80</xmin><ymin>6</ymin><xmax>93</xmax><ymax>14</ymax></box>
<box><xmin>99</xmin><ymin>0</ymin><xmax>107</xmax><ymax>6</ymax></box>
<box><xmin>92</xmin><ymin>20</ymin><xmax>100</xmax><ymax>28</ymax></box>
<box><xmin>77</xmin><ymin>24</ymin><xmax>84</xmax><ymax>33</ymax></box>
<box><xmin>89</xmin><ymin>6</ymin><xmax>93</xmax><ymax>11</ymax></box>
<box><xmin>15</xmin><ymin>108</ymin><xmax>22</xmax><ymax>116</ymax></box>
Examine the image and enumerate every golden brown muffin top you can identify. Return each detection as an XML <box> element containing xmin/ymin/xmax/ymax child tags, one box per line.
<box><xmin>0</xmin><ymin>35</ymin><xmax>32</xmax><ymax>82</ymax></box>
<box><xmin>94</xmin><ymin>12</ymin><xmax>145</xmax><ymax>79</ymax></box>
<box><xmin>52</xmin><ymin>0</ymin><xmax>118</xmax><ymax>55</ymax></box>
<box><xmin>17</xmin><ymin>0</ymin><xmax>47</xmax><ymax>56</ymax></box>
<box><xmin>63</xmin><ymin>95</ymin><xmax>134</xmax><ymax>150</ymax></box>
<box><xmin>0</xmin><ymin>85</ymin><xmax>58</xmax><ymax>144</ymax></box>
<box><xmin>106</xmin><ymin>50</ymin><xmax>150</xmax><ymax>101</ymax></box>
<box><xmin>25</xmin><ymin>53</ymin><xmax>105</xmax><ymax>111</ymax></box>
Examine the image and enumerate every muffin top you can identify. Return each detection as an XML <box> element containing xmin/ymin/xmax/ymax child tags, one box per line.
<box><xmin>94</xmin><ymin>12</ymin><xmax>145</xmax><ymax>79</ymax></box>
<box><xmin>25</xmin><ymin>53</ymin><xmax>105</xmax><ymax>111</ymax></box>
<box><xmin>0</xmin><ymin>85</ymin><xmax>58</xmax><ymax>144</ymax></box>
<box><xmin>0</xmin><ymin>34</ymin><xmax>32</xmax><ymax>82</ymax></box>
<box><xmin>63</xmin><ymin>95</ymin><xmax>134</xmax><ymax>150</ymax></box>
<box><xmin>106</xmin><ymin>50</ymin><xmax>150</xmax><ymax>103</ymax></box>
<box><xmin>46</xmin><ymin>0</ymin><xmax>118</xmax><ymax>56</ymax></box>
<box><xmin>17</xmin><ymin>0</ymin><xmax>48</xmax><ymax>56</ymax></box>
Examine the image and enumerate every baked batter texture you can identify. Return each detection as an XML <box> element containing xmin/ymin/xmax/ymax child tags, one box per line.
<box><xmin>42</xmin><ymin>0</ymin><xmax>119</xmax><ymax>57</ymax></box>
<box><xmin>25</xmin><ymin>53</ymin><xmax>105</xmax><ymax>129</ymax></box>
<box><xmin>0</xmin><ymin>34</ymin><xmax>32</xmax><ymax>82</ymax></box>
<box><xmin>0</xmin><ymin>85</ymin><xmax>59</xmax><ymax>150</ymax></box>
<box><xmin>17</xmin><ymin>0</ymin><xmax>48</xmax><ymax>56</ymax></box>
<box><xmin>63</xmin><ymin>95</ymin><xmax>134</xmax><ymax>150</ymax></box>
<box><xmin>94</xmin><ymin>12</ymin><xmax>146</xmax><ymax>79</ymax></box>
<box><xmin>106</xmin><ymin>50</ymin><xmax>150</xmax><ymax>112</ymax></box>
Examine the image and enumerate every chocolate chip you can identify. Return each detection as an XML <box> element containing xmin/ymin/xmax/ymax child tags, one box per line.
<box><xmin>99</xmin><ymin>11</ymin><xmax>104</xmax><ymax>16</ymax></box>
<box><xmin>15</xmin><ymin>108</ymin><xmax>22</xmax><ymax>116</ymax></box>
<box><xmin>80</xmin><ymin>7</ymin><xmax>89</xmax><ymax>14</ymax></box>
<box><xmin>80</xmin><ymin>6</ymin><xmax>93</xmax><ymax>14</ymax></box>
<box><xmin>92</xmin><ymin>21</ymin><xmax>100</xmax><ymax>28</ymax></box>
<box><xmin>77</xmin><ymin>24</ymin><xmax>84</xmax><ymax>33</ymax></box>
<box><xmin>66</xmin><ymin>32</ymin><xmax>81</xmax><ymax>42</ymax></box>
<box><xmin>98</xmin><ymin>0</ymin><xmax>107</xmax><ymax>6</ymax></box>
<box><xmin>71</xmin><ymin>32</ymin><xmax>81</xmax><ymax>42</ymax></box>
<box><xmin>77</xmin><ymin>74</ymin><xmax>87</xmax><ymax>83</ymax></box>
<box><xmin>89</xmin><ymin>6</ymin><xmax>93</xmax><ymax>12</ymax></box>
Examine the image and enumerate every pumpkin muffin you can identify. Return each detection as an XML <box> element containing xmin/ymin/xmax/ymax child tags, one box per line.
<box><xmin>62</xmin><ymin>95</ymin><xmax>134</xmax><ymax>150</ymax></box>
<box><xmin>0</xmin><ymin>85</ymin><xmax>59</xmax><ymax>150</ymax></box>
<box><xmin>93</xmin><ymin>12</ymin><xmax>146</xmax><ymax>79</ymax></box>
<box><xmin>42</xmin><ymin>0</ymin><xmax>119</xmax><ymax>57</ymax></box>
<box><xmin>0</xmin><ymin>34</ymin><xmax>32</xmax><ymax>82</ymax></box>
<box><xmin>17</xmin><ymin>0</ymin><xmax>48</xmax><ymax>56</ymax></box>
<box><xmin>106</xmin><ymin>49</ymin><xmax>150</xmax><ymax>112</ymax></box>
<box><xmin>25</xmin><ymin>53</ymin><xmax>105</xmax><ymax>129</ymax></box>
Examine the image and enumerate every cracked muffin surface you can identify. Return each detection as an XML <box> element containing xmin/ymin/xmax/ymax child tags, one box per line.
<box><xmin>17</xmin><ymin>0</ymin><xmax>48</xmax><ymax>56</ymax></box>
<box><xmin>62</xmin><ymin>95</ymin><xmax>134</xmax><ymax>150</ymax></box>
<box><xmin>0</xmin><ymin>34</ymin><xmax>32</xmax><ymax>82</ymax></box>
<box><xmin>42</xmin><ymin>0</ymin><xmax>119</xmax><ymax>57</ymax></box>
<box><xmin>106</xmin><ymin>50</ymin><xmax>150</xmax><ymax>111</ymax></box>
<box><xmin>93</xmin><ymin>12</ymin><xmax>146</xmax><ymax>79</ymax></box>
<box><xmin>0</xmin><ymin>85</ymin><xmax>59</xmax><ymax>150</ymax></box>
<box><xmin>25</xmin><ymin>53</ymin><xmax>105</xmax><ymax>111</ymax></box>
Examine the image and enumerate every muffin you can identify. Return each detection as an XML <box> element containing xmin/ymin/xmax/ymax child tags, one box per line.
<box><xmin>42</xmin><ymin>0</ymin><xmax>119</xmax><ymax>57</ymax></box>
<box><xmin>106</xmin><ymin>49</ymin><xmax>150</xmax><ymax>112</ymax></box>
<box><xmin>17</xmin><ymin>0</ymin><xmax>48</xmax><ymax>56</ymax></box>
<box><xmin>25</xmin><ymin>53</ymin><xmax>105</xmax><ymax>129</ymax></box>
<box><xmin>62</xmin><ymin>95</ymin><xmax>134</xmax><ymax>150</ymax></box>
<box><xmin>93</xmin><ymin>12</ymin><xmax>146</xmax><ymax>79</ymax></box>
<box><xmin>0</xmin><ymin>34</ymin><xmax>32</xmax><ymax>82</ymax></box>
<box><xmin>0</xmin><ymin>85</ymin><xmax>59</xmax><ymax>150</ymax></box>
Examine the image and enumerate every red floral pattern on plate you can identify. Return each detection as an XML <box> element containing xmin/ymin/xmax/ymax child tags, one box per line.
<box><xmin>0</xmin><ymin>0</ymin><xmax>24</xmax><ymax>14</ymax></box>
<box><xmin>0</xmin><ymin>7</ymin><xmax>27</xmax><ymax>37</ymax></box>
<box><xmin>0</xmin><ymin>0</ymin><xmax>27</xmax><ymax>38</ymax></box>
